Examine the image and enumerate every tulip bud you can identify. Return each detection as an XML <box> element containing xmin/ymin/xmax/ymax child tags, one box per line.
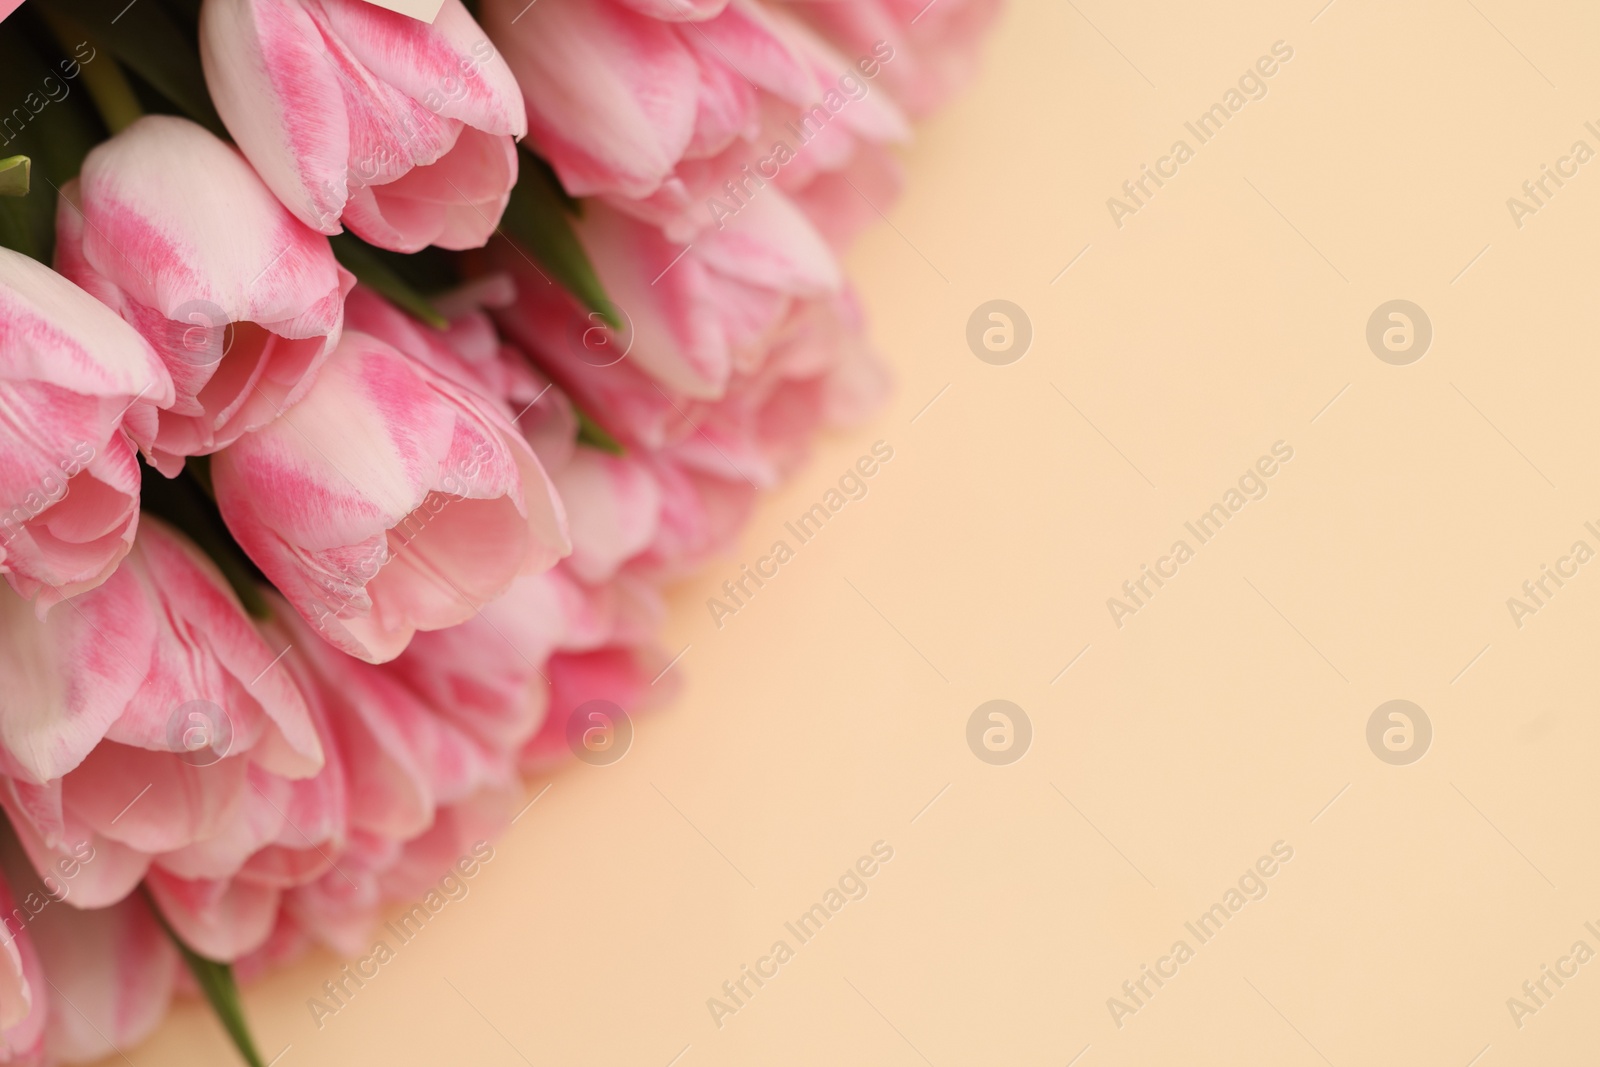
<box><xmin>57</xmin><ymin>115</ymin><xmax>352</xmax><ymax>476</ymax></box>
<box><xmin>212</xmin><ymin>328</ymin><xmax>569</xmax><ymax>663</ymax></box>
<box><xmin>0</xmin><ymin>246</ymin><xmax>173</xmax><ymax>611</ymax></box>
<box><xmin>200</xmin><ymin>0</ymin><xmax>527</xmax><ymax>252</ymax></box>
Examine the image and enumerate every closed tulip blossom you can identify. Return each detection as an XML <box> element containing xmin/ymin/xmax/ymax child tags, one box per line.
<box><xmin>492</xmin><ymin>231</ymin><xmax>883</xmax><ymax>487</ymax></box>
<box><xmin>0</xmin><ymin>849</ymin><xmax>178</xmax><ymax>1066</ymax></box>
<box><xmin>484</xmin><ymin>0</ymin><xmax>908</xmax><ymax>241</ymax></box>
<box><xmin>0</xmin><ymin>517</ymin><xmax>324</xmax><ymax>934</ymax></box>
<box><xmin>387</xmin><ymin>452</ymin><xmax>670</xmax><ymax>750</ymax></box>
<box><xmin>57</xmin><ymin>116</ymin><xmax>352</xmax><ymax>477</ymax></box>
<box><xmin>0</xmin><ymin>584</ymin><xmax>345</xmax><ymax>967</ymax></box>
<box><xmin>490</xmin><ymin>193</ymin><xmax>839</xmax><ymax>405</ymax></box>
<box><xmin>0</xmin><ymin>247</ymin><xmax>173</xmax><ymax>612</ymax></box>
<box><xmin>211</xmin><ymin>324</ymin><xmax>569</xmax><ymax>663</ymax></box>
<box><xmin>173</xmin><ymin>598</ymin><xmax>528</xmax><ymax>962</ymax></box>
<box><xmin>200</xmin><ymin>0</ymin><xmax>528</xmax><ymax>251</ymax></box>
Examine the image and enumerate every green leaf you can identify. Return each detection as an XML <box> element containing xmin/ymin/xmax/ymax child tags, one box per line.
<box><xmin>330</xmin><ymin>232</ymin><xmax>450</xmax><ymax>329</ymax></box>
<box><xmin>522</xmin><ymin>148</ymin><xmax>579</xmax><ymax>214</ymax></box>
<box><xmin>148</xmin><ymin>894</ymin><xmax>267</xmax><ymax>1067</ymax></box>
<box><xmin>0</xmin><ymin>156</ymin><xmax>29</xmax><ymax>197</ymax></box>
<box><xmin>500</xmin><ymin>148</ymin><xmax>619</xmax><ymax>328</ymax></box>
<box><xmin>575</xmin><ymin>405</ymin><xmax>625</xmax><ymax>456</ymax></box>
<box><xmin>72</xmin><ymin>41</ymin><xmax>144</xmax><ymax>134</ymax></box>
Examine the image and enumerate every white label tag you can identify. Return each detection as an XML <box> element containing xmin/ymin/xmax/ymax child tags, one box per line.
<box><xmin>359</xmin><ymin>0</ymin><xmax>445</xmax><ymax>24</ymax></box>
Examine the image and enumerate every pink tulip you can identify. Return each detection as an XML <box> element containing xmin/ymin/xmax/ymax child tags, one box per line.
<box><xmin>482</xmin><ymin>0</ymin><xmax>703</xmax><ymax>202</ymax></box>
<box><xmin>51</xmin><ymin>577</ymin><xmax>527</xmax><ymax>963</ymax></box>
<box><xmin>617</xmin><ymin>4</ymin><xmax>911</xmax><ymax>241</ymax></box>
<box><xmin>225</xmin><ymin>602</ymin><xmax>524</xmax><ymax>958</ymax></box>
<box><xmin>281</xmin><ymin>789</ymin><xmax>513</xmax><ymax>958</ymax></box>
<box><xmin>201</xmin><ymin>0</ymin><xmax>527</xmax><ymax>252</ymax></box>
<box><xmin>500</xmin><ymin>463</ymin><xmax>667</xmax><ymax>655</ymax></box>
<box><xmin>626</xmin><ymin>452</ymin><xmax>758</xmax><ymax>578</ymax></box>
<box><xmin>333</xmin><ymin>627</ymin><xmax>671</xmax><ymax>907</ymax></box>
<box><xmin>490</xmin><ymin>193</ymin><xmax>838</xmax><ymax>403</ymax></box>
<box><xmin>407</xmin><ymin>285</ymin><xmax>762</xmax><ymax>590</ymax></box>
<box><xmin>493</xmin><ymin>237</ymin><xmax>883</xmax><ymax>481</ymax></box>
<box><xmin>0</xmin><ymin>847</ymin><xmax>177</xmax><ymax>1065</ymax></box>
<box><xmin>552</xmin><ymin>449</ymin><xmax>664</xmax><ymax>585</ymax></box>
<box><xmin>386</xmin><ymin>572</ymin><xmax>570</xmax><ymax>757</ymax></box>
<box><xmin>287</xmin><ymin>607</ymin><xmax>521</xmax><ymax>833</ymax></box>
<box><xmin>350</xmin><ymin>317</ymin><xmax>680</xmax><ymax>773</ymax></box>
<box><xmin>485</xmin><ymin>0</ymin><xmax>908</xmax><ymax>240</ymax></box>
<box><xmin>378</xmin><ymin>322</ymin><xmax>666</xmax><ymax>757</ymax></box>
<box><xmin>656</xmin><ymin>283</ymin><xmax>889</xmax><ymax>486</ymax></box>
<box><xmin>403</xmin><ymin>558</ymin><xmax>662</xmax><ymax>687</ymax></box>
<box><xmin>211</xmin><ymin>326</ymin><xmax>568</xmax><ymax>663</ymax></box>
<box><xmin>0</xmin><ymin>247</ymin><xmax>172</xmax><ymax>613</ymax></box>
<box><xmin>343</xmin><ymin>284</ymin><xmax>532</xmax><ymax>416</ymax></box>
<box><xmin>57</xmin><ymin>116</ymin><xmax>352</xmax><ymax>477</ymax></box>
<box><xmin>780</xmin><ymin>0</ymin><xmax>1004</xmax><ymax>118</ymax></box>
<box><xmin>0</xmin><ymin>517</ymin><xmax>323</xmax><ymax>932</ymax></box>
<box><xmin>416</xmin><ymin>272</ymin><xmax>592</xmax><ymax>475</ymax></box>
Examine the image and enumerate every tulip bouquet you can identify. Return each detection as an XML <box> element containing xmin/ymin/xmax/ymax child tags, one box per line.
<box><xmin>0</xmin><ymin>0</ymin><xmax>997</xmax><ymax>1060</ymax></box>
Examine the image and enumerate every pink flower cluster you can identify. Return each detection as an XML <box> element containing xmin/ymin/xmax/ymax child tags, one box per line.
<box><xmin>0</xmin><ymin>0</ymin><xmax>997</xmax><ymax>1060</ymax></box>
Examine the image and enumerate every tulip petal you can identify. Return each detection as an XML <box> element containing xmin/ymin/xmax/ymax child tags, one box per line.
<box><xmin>552</xmin><ymin>451</ymin><xmax>662</xmax><ymax>584</ymax></box>
<box><xmin>519</xmin><ymin>646</ymin><xmax>660</xmax><ymax>770</ymax></box>
<box><xmin>0</xmin><ymin>781</ymin><xmax>153</xmax><ymax>909</ymax></box>
<box><xmin>0</xmin><ymin>250</ymin><xmax>157</xmax><ymax>606</ymax></box>
<box><xmin>76</xmin><ymin>117</ymin><xmax>346</xmax><ymax>338</ymax></box>
<box><xmin>343</xmin><ymin>127</ymin><xmax>517</xmax><ymax>252</ymax></box>
<box><xmin>23</xmin><ymin>881</ymin><xmax>175</xmax><ymax>1063</ymax></box>
<box><xmin>696</xmin><ymin>184</ymin><xmax>841</xmax><ymax>295</ymax></box>
<box><xmin>0</xmin><ymin>246</ymin><xmax>171</xmax><ymax>405</ymax></box>
<box><xmin>203</xmin><ymin>0</ymin><xmax>352</xmax><ymax>233</ymax></box>
<box><xmin>578</xmin><ymin>204</ymin><xmax>730</xmax><ymax>398</ymax></box>
<box><xmin>0</xmin><ymin>559</ymin><xmax>153</xmax><ymax>784</ymax></box>
<box><xmin>0</xmin><ymin>853</ymin><xmax>47</xmax><ymax>1060</ymax></box>
<box><xmin>314</xmin><ymin>0</ymin><xmax>526</xmax><ymax>137</ymax></box>
<box><xmin>692</xmin><ymin>0</ymin><xmax>817</xmax><ymax>108</ymax></box>
<box><xmin>63</xmin><ymin>743</ymin><xmax>250</xmax><ymax>855</ymax></box>
<box><xmin>146</xmin><ymin>869</ymin><xmax>282</xmax><ymax>962</ymax></box>
<box><xmin>486</xmin><ymin>0</ymin><xmax>699</xmax><ymax>199</ymax></box>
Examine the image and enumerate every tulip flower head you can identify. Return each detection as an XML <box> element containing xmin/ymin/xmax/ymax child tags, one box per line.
<box><xmin>0</xmin><ymin>247</ymin><xmax>173</xmax><ymax>611</ymax></box>
<box><xmin>201</xmin><ymin>0</ymin><xmax>529</xmax><ymax>252</ymax></box>
<box><xmin>56</xmin><ymin>115</ymin><xmax>352</xmax><ymax>477</ymax></box>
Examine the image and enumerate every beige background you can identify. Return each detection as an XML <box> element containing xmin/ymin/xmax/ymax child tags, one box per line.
<box><xmin>122</xmin><ymin>0</ymin><xmax>1600</xmax><ymax>1062</ymax></box>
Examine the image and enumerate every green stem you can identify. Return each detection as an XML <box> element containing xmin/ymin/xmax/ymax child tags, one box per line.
<box><xmin>145</xmin><ymin>889</ymin><xmax>267</xmax><ymax>1067</ymax></box>
<box><xmin>75</xmin><ymin>43</ymin><xmax>143</xmax><ymax>134</ymax></box>
<box><xmin>36</xmin><ymin>12</ymin><xmax>142</xmax><ymax>135</ymax></box>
